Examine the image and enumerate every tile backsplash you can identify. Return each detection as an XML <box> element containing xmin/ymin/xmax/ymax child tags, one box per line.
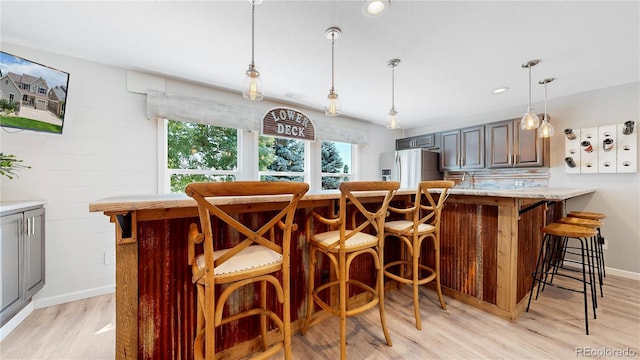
<box><xmin>445</xmin><ymin>168</ymin><xmax>549</xmax><ymax>189</ymax></box>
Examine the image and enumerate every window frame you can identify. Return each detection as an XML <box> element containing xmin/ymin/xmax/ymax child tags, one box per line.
<box><xmin>257</xmin><ymin>134</ymin><xmax>309</xmax><ymax>183</ymax></box>
<box><xmin>320</xmin><ymin>140</ymin><xmax>355</xmax><ymax>190</ymax></box>
<box><xmin>159</xmin><ymin>118</ymin><xmax>241</xmax><ymax>193</ymax></box>
<box><xmin>159</xmin><ymin>119</ymin><xmax>358</xmax><ymax>194</ymax></box>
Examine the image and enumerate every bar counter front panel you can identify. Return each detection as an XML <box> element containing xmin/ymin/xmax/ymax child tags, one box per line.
<box><xmin>89</xmin><ymin>187</ymin><xmax>594</xmax><ymax>360</ymax></box>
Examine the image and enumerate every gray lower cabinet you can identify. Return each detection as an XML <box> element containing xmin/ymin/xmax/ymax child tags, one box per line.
<box><xmin>440</xmin><ymin>125</ymin><xmax>485</xmax><ymax>171</ymax></box>
<box><xmin>1</xmin><ymin>205</ymin><xmax>45</xmax><ymax>326</ymax></box>
<box><xmin>486</xmin><ymin>118</ymin><xmax>548</xmax><ymax>168</ymax></box>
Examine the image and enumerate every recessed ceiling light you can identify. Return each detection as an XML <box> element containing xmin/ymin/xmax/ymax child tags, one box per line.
<box><xmin>363</xmin><ymin>0</ymin><xmax>387</xmax><ymax>17</ymax></box>
<box><xmin>493</xmin><ymin>87</ymin><xmax>509</xmax><ymax>94</ymax></box>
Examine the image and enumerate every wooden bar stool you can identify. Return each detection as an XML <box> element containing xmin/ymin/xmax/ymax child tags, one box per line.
<box><xmin>382</xmin><ymin>180</ymin><xmax>454</xmax><ymax>330</ymax></box>
<box><xmin>185</xmin><ymin>181</ymin><xmax>308</xmax><ymax>360</ymax></box>
<box><xmin>526</xmin><ymin>222</ymin><xmax>598</xmax><ymax>335</ymax></box>
<box><xmin>556</xmin><ymin>216</ymin><xmax>604</xmax><ymax>297</ymax></box>
<box><xmin>568</xmin><ymin>211</ymin><xmax>607</xmax><ymax>278</ymax></box>
<box><xmin>301</xmin><ymin>181</ymin><xmax>399</xmax><ymax>360</ymax></box>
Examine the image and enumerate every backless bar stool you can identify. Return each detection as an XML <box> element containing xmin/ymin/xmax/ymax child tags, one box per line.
<box><xmin>568</xmin><ymin>211</ymin><xmax>607</xmax><ymax>278</ymax></box>
<box><xmin>527</xmin><ymin>222</ymin><xmax>597</xmax><ymax>335</ymax></box>
<box><xmin>556</xmin><ymin>216</ymin><xmax>604</xmax><ymax>298</ymax></box>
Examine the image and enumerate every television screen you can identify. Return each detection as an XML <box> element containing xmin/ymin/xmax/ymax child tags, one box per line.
<box><xmin>0</xmin><ymin>51</ymin><xmax>69</xmax><ymax>134</ymax></box>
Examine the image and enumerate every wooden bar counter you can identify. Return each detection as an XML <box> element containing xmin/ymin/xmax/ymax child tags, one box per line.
<box><xmin>89</xmin><ymin>186</ymin><xmax>594</xmax><ymax>360</ymax></box>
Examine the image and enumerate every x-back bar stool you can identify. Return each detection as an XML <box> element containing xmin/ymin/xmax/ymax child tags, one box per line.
<box><xmin>186</xmin><ymin>181</ymin><xmax>308</xmax><ymax>359</ymax></box>
<box><xmin>382</xmin><ymin>180</ymin><xmax>454</xmax><ymax>330</ymax></box>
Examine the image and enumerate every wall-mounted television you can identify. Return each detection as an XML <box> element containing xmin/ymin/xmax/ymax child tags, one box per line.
<box><xmin>0</xmin><ymin>51</ymin><xmax>70</xmax><ymax>134</ymax></box>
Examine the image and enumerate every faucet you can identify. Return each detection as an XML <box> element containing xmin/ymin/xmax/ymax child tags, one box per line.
<box><xmin>461</xmin><ymin>172</ymin><xmax>472</xmax><ymax>188</ymax></box>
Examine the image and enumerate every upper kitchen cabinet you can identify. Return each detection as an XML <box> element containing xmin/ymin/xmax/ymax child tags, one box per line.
<box><xmin>486</xmin><ymin>118</ymin><xmax>549</xmax><ymax>168</ymax></box>
<box><xmin>440</xmin><ymin>125</ymin><xmax>485</xmax><ymax>171</ymax></box>
<box><xmin>396</xmin><ymin>133</ymin><xmax>439</xmax><ymax>150</ymax></box>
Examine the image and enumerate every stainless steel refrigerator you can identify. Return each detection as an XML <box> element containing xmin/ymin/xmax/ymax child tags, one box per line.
<box><xmin>380</xmin><ymin>149</ymin><xmax>442</xmax><ymax>189</ymax></box>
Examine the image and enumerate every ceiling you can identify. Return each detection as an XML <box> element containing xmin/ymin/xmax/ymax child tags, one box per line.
<box><xmin>1</xmin><ymin>1</ymin><xmax>638</xmax><ymax>129</ymax></box>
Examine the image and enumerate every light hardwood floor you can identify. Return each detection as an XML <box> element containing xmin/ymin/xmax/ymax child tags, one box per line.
<box><xmin>1</xmin><ymin>275</ymin><xmax>639</xmax><ymax>359</ymax></box>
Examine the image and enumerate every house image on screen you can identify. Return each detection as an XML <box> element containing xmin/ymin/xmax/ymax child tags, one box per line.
<box><xmin>47</xmin><ymin>85</ymin><xmax>67</xmax><ymax>116</ymax></box>
<box><xmin>0</xmin><ymin>71</ymin><xmax>66</xmax><ymax>116</ymax></box>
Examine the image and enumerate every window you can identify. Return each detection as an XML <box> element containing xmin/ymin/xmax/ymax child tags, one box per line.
<box><xmin>38</xmin><ymin>87</ymin><xmax>46</xmax><ymax>95</ymax></box>
<box><xmin>258</xmin><ymin>136</ymin><xmax>305</xmax><ymax>182</ymax></box>
<box><xmin>166</xmin><ymin>119</ymin><xmax>238</xmax><ymax>193</ymax></box>
<box><xmin>321</xmin><ymin>140</ymin><xmax>352</xmax><ymax>190</ymax></box>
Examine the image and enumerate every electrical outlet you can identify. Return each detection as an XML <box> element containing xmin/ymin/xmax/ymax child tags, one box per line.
<box><xmin>104</xmin><ymin>251</ymin><xmax>115</xmax><ymax>265</ymax></box>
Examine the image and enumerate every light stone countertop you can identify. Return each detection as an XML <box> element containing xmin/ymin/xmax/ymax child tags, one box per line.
<box><xmin>444</xmin><ymin>186</ymin><xmax>596</xmax><ymax>199</ymax></box>
<box><xmin>0</xmin><ymin>201</ymin><xmax>47</xmax><ymax>215</ymax></box>
<box><xmin>89</xmin><ymin>187</ymin><xmax>596</xmax><ymax>214</ymax></box>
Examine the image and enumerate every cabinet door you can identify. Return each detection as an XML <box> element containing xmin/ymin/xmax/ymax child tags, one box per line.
<box><xmin>514</xmin><ymin>119</ymin><xmax>544</xmax><ymax>167</ymax></box>
<box><xmin>440</xmin><ymin>130</ymin><xmax>460</xmax><ymax>171</ymax></box>
<box><xmin>413</xmin><ymin>133</ymin><xmax>435</xmax><ymax>148</ymax></box>
<box><xmin>461</xmin><ymin>125</ymin><xmax>485</xmax><ymax>169</ymax></box>
<box><xmin>396</xmin><ymin>137</ymin><xmax>413</xmax><ymax>150</ymax></box>
<box><xmin>24</xmin><ymin>208</ymin><xmax>45</xmax><ymax>298</ymax></box>
<box><xmin>486</xmin><ymin>120</ymin><xmax>514</xmax><ymax>168</ymax></box>
<box><xmin>1</xmin><ymin>213</ymin><xmax>22</xmax><ymax>324</ymax></box>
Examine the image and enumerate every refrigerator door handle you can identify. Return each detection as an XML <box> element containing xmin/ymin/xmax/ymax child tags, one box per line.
<box><xmin>394</xmin><ymin>152</ymin><xmax>401</xmax><ymax>184</ymax></box>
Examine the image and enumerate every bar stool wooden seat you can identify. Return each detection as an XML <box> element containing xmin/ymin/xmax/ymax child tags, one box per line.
<box><xmin>556</xmin><ymin>216</ymin><xmax>604</xmax><ymax>297</ymax></box>
<box><xmin>185</xmin><ymin>181</ymin><xmax>308</xmax><ymax>360</ymax></box>
<box><xmin>301</xmin><ymin>181</ymin><xmax>399</xmax><ymax>360</ymax></box>
<box><xmin>526</xmin><ymin>222</ymin><xmax>597</xmax><ymax>335</ymax></box>
<box><xmin>568</xmin><ymin>211</ymin><xmax>606</xmax><ymax>221</ymax></box>
<box><xmin>568</xmin><ymin>211</ymin><xmax>607</xmax><ymax>278</ymax></box>
<box><xmin>382</xmin><ymin>180</ymin><xmax>454</xmax><ymax>330</ymax></box>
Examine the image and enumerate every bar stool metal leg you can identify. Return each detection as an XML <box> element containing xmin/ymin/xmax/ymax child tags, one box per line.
<box><xmin>526</xmin><ymin>223</ymin><xmax>598</xmax><ymax>335</ymax></box>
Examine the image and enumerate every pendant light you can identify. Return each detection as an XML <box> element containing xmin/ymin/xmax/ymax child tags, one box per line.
<box><xmin>520</xmin><ymin>59</ymin><xmax>541</xmax><ymax>130</ymax></box>
<box><xmin>538</xmin><ymin>78</ymin><xmax>555</xmax><ymax>138</ymax></box>
<box><xmin>386</xmin><ymin>58</ymin><xmax>400</xmax><ymax>129</ymax></box>
<box><xmin>324</xmin><ymin>27</ymin><xmax>341</xmax><ymax>116</ymax></box>
<box><xmin>242</xmin><ymin>0</ymin><xmax>263</xmax><ymax>101</ymax></box>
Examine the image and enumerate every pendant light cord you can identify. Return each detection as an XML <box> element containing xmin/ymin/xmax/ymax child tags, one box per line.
<box><xmin>527</xmin><ymin>65</ymin><xmax>532</xmax><ymax>110</ymax></box>
<box><xmin>251</xmin><ymin>0</ymin><xmax>256</xmax><ymax>67</ymax></box>
<box><xmin>330</xmin><ymin>32</ymin><xmax>335</xmax><ymax>92</ymax></box>
<box><xmin>391</xmin><ymin>65</ymin><xmax>395</xmax><ymax>110</ymax></box>
<box><xmin>543</xmin><ymin>81</ymin><xmax>548</xmax><ymax>120</ymax></box>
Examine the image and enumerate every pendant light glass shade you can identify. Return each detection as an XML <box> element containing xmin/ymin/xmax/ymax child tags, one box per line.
<box><xmin>242</xmin><ymin>0</ymin><xmax>263</xmax><ymax>101</ymax></box>
<box><xmin>325</xmin><ymin>27</ymin><xmax>341</xmax><ymax>116</ymax></box>
<box><xmin>538</xmin><ymin>78</ymin><xmax>555</xmax><ymax>138</ymax></box>
<box><xmin>386</xmin><ymin>108</ymin><xmax>398</xmax><ymax>129</ymax></box>
<box><xmin>386</xmin><ymin>59</ymin><xmax>400</xmax><ymax>129</ymax></box>
<box><xmin>520</xmin><ymin>59</ymin><xmax>541</xmax><ymax>130</ymax></box>
<box><xmin>243</xmin><ymin>65</ymin><xmax>263</xmax><ymax>101</ymax></box>
<box><xmin>325</xmin><ymin>90</ymin><xmax>341</xmax><ymax>117</ymax></box>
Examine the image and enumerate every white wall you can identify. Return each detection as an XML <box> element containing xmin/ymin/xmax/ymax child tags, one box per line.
<box><xmin>0</xmin><ymin>43</ymin><xmax>397</xmax><ymax>308</ymax></box>
<box><xmin>407</xmin><ymin>82</ymin><xmax>640</xmax><ymax>276</ymax></box>
<box><xmin>1</xmin><ymin>43</ymin><xmax>156</xmax><ymax>306</ymax></box>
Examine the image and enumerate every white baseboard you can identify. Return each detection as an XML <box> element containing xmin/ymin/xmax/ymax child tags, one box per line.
<box><xmin>605</xmin><ymin>267</ymin><xmax>640</xmax><ymax>281</ymax></box>
<box><xmin>0</xmin><ymin>302</ymin><xmax>34</xmax><ymax>342</ymax></box>
<box><xmin>560</xmin><ymin>263</ymin><xmax>640</xmax><ymax>281</ymax></box>
<box><xmin>1</xmin><ymin>285</ymin><xmax>115</xmax><ymax>341</ymax></box>
<box><xmin>33</xmin><ymin>284</ymin><xmax>115</xmax><ymax>309</ymax></box>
